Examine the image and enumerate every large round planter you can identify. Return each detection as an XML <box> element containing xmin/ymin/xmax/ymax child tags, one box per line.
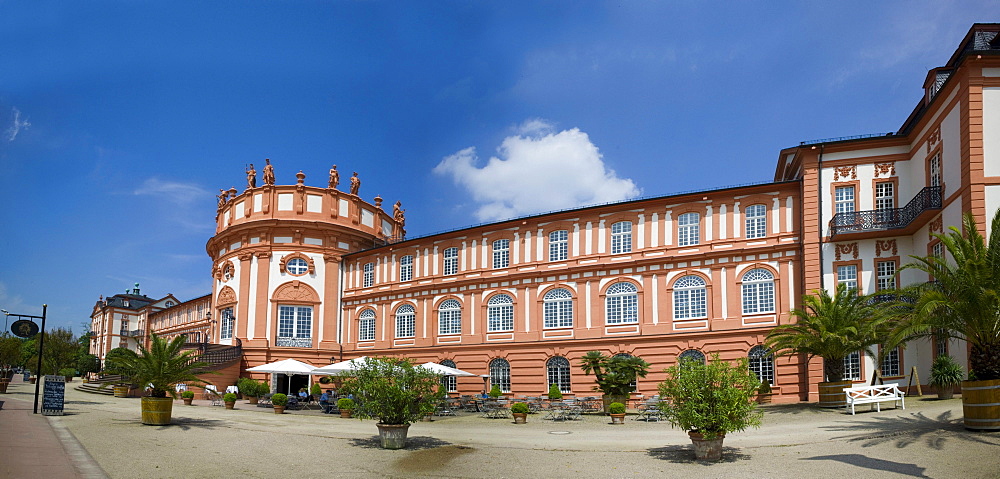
<box><xmin>141</xmin><ymin>397</ymin><xmax>174</xmax><ymax>426</ymax></box>
<box><xmin>756</xmin><ymin>393</ymin><xmax>774</xmax><ymax>404</ymax></box>
<box><xmin>273</xmin><ymin>405</ymin><xmax>286</xmax><ymax>414</ymax></box>
<box><xmin>512</xmin><ymin>412</ymin><xmax>527</xmax><ymax>424</ymax></box>
<box><xmin>224</xmin><ymin>401</ymin><xmax>236</xmax><ymax>410</ymax></box>
<box><xmin>609</xmin><ymin>413</ymin><xmax>626</xmax><ymax>424</ymax></box>
<box><xmin>376</xmin><ymin>423</ymin><xmax>411</xmax><ymax>449</ymax></box>
<box><xmin>937</xmin><ymin>387</ymin><xmax>955</xmax><ymax>400</ymax></box>
<box><xmin>962</xmin><ymin>379</ymin><xmax>1000</xmax><ymax>431</ymax></box>
<box><xmin>601</xmin><ymin>395</ymin><xmax>628</xmax><ymax>414</ymax></box>
<box><xmin>113</xmin><ymin>385</ymin><xmax>130</xmax><ymax>398</ymax></box>
<box><xmin>818</xmin><ymin>380</ymin><xmax>853</xmax><ymax>408</ymax></box>
<box><xmin>247</xmin><ymin>396</ymin><xmax>259</xmax><ymax>405</ymax></box>
<box><xmin>688</xmin><ymin>431</ymin><xmax>725</xmax><ymax>461</ymax></box>
<box><xmin>182</xmin><ymin>398</ymin><xmax>194</xmax><ymax>406</ymax></box>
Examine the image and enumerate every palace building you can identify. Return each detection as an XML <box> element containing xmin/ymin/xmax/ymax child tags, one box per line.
<box><xmin>91</xmin><ymin>23</ymin><xmax>1000</xmax><ymax>402</ymax></box>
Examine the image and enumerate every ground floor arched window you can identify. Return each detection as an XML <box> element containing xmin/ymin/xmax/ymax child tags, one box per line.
<box><xmin>748</xmin><ymin>346</ymin><xmax>774</xmax><ymax>385</ymax></box>
<box><xmin>440</xmin><ymin>359</ymin><xmax>457</xmax><ymax>392</ymax></box>
<box><xmin>489</xmin><ymin>358</ymin><xmax>511</xmax><ymax>393</ymax></box>
<box><xmin>546</xmin><ymin>356</ymin><xmax>571</xmax><ymax>393</ymax></box>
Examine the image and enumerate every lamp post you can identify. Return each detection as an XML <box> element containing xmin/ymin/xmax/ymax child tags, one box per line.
<box><xmin>4</xmin><ymin>305</ymin><xmax>48</xmax><ymax>414</ymax></box>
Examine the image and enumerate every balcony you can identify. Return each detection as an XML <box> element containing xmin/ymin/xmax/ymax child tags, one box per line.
<box><xmin>120</xmin><ymin>329</ymin><xmax>145</xmax><ymax>337</ymax></box>
<box><xmin>829</xmin><ymin>186</ymin><xmax>942</xmax><ymax>238</ymax></box>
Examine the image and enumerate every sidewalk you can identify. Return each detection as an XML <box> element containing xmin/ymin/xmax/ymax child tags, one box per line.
<box><xmin>0</xmin><ymin>378</ymin><xmax>107</xmax><ymax>479</ymax></box>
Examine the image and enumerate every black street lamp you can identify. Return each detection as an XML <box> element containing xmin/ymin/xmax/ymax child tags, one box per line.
<box><xmin>3</xmin><ymin>305</ymin><xmax>48</xmax><ymax>414</ymax></box>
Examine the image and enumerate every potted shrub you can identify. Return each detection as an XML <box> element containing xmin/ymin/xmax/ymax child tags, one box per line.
<box><xmin>338</xmin><ymin>356</ymin><xmax>445</xmax><ymax>449</ymax></box>
<box><xmin>511</xmin><ymin>402</ymin><xmax>529</xmax><ymax>424</ymax></box>
<box><xmin>659</xmin><ymin>354</ymin><xmax>763</xmax><ymax>461</ymax></box>
<box><xmin>310</xmin><ymin>382</ymin><xmax>322</xmax><ymax>399</ymax></box>
<box><xmin>271</xmin><ymin>393</ymin><xmax>288</xmax><ymax>414</ymax></box>
<box><xmin>756</xmin><ymin>382</ymin><xmax>774</xmax><ymax>404</ymax></box>
<box><xmin>547</xmin><ymin>383</ymin><xmax>563</xmax><ymax>401</ymax></box>
<box><xmin>223</xmin><ymin>392</ymin><xmax>237</xmax><ymax>409</ymax></box>
<box><xmin>929</xmin><ymin>355</ymin><xmax>964</xmax><ymax>400</ymax></box>
<box><xmin>237</xmin><ymin>377</ymin><xmax>267</xmax><ymax>404</ymax></box>
<box><xmin>111</xmin><ymin>333</ymin><xmax>212</xmax><ymax>425</ymax></box>
<box><xmin>420</xmin><ymin>401</ymin><xmax>436</xmax><ymax>422</ymax></box>
<box><xmin>59</xmin><ymin>368</ymin><xmax>75</xmax><ymax>382</ymax></box>
<box><xmin>181</xmin><ymin>390</ymin><xmax>195</xmax><ymax>406</ymax></box>
<box><xmin>488</xmin><ymin>384</ymin><xmax>502</xmax><ymax>399</ymax></box>
<box><xmin>579</xmin><ymin>351</ymin><xmax>650</xmax><ymax>412</ymax></box>
<box><xmin>608</xmin><ymin>402</ymin><xmax>626</xmax><ymax>424</ymax></box>
<box><xmin>338</xmin><ymin>397</ymin><xmax>356</xmax><ymax>418</ymax></box>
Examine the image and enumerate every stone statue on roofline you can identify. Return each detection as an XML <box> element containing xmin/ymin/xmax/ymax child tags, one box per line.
<box><xmin>263</xmin><ymin>158</ymin><xmax>275</xmax><ymax>186</ymax></box>
<box><xmin>246</xmin><ymin>163</ymin><xmax>257</xmax><ymax>189</ymax></box>
<box><xmin>350</xmin><ymin>171</ymin><xmax>361</xmax><ymax>195</ymax></box>
<box><xmin>329</xmin><ymin>165</ymin><xmax>339</xmax><ymax>189</ymax></box>
<box><xmin>217</xmin><ymin>189</ymin><xmax>229</xmax><ymax>208</ymax></box>
<box><xmin>393</xmin><ymin>201</ymin><xmax>405</xmax><ymax>228</ymax></box>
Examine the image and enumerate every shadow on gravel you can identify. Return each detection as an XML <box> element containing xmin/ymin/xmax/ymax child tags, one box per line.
<box><xmin>391</xmin><ymin>444</ymin><xmax>475</xmax><ymax>473</ymax></box>
<box><xmin>760</xmin><ymin>402</ymin><xmax>840</xmax><ymax>416</ymax></box>
<box><xmin>156</xmin><ymin>417</ymin><xmax>228</xmax><ymax>431</ymax></box>
<box><xmin>646</xmin><ymin>445</ymin><xmax>751</xmax><ymax>464</ymax></box>
<box><xmin>802</xmin><ymin>454</ymin><xmax>929</xmax><ymax>478</ymax></box>
<box><xmin>349</xmin><ymin>435</ymin><xmax>453</xmax><ymax>451</ymax></box>
<box><xmin>821</xmin><ymin>411</ymin><xmax>1000</xmax><ymax>449</ymax></box>
<box><xmin>65</xmin><ymin>400</ymin><xmax>103</xmax><ymax>405</ymax></box>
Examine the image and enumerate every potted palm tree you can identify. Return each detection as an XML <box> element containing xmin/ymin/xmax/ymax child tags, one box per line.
<box><xmin>113</xmin><ymin>333</ymin><xmax>212</xmax><ymax>425</ymax></box>
<box><xmin>181</xmin><ymin>390</ymin><xmax>195</xmax><ymax>406</ymax></box>
<box><xmin>338</xmin><ymin>357</ymin><xmax>445</xmax><ymax>449</ymax></box>
<box><xmin>659</xmin><ymin>354</ymin><xmax>763</xmax><ymax>461</ymax></box>
<box><xmin>579</xmin><ymin>351</ymin><xmax>650</xmax><ymax>412</ymax></box>
<box><xmin>511</xmin><ymin>402</ymin><xmax>529</xmax><ymax>424</ymax></box>
<box><xmin>608</xmin><ymin>402</ymin><xmax>626</xmax><ymax>424</ymax></box>
<box><xmin>893</xmin><ymin>211</ymin><xmax>1000</xmax><ymax>429</ymax></box>
<box><xmin>765</xmin><ymin>284</ymin><xmax>893</xmax><ymax>407</ymax></box>
<box><xmin>929</xmin><ymin>355</ymin><xmax>964</xmax><ymax>400</ymax></box>
<box><xmin>271</xmin><ymin>393</ymin><xmax>288</xmax><ymax>414</ymax></box>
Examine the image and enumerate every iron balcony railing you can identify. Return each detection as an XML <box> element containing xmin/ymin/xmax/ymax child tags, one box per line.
<box><xmin>120</xmin><ymin>329</ymin><xmax>144</xmax><ymax>337</ymax></box>
<box><xmin>829</xmin><ymin>186</ymin><xmax>942</xmax><ymax>237</ymax></box>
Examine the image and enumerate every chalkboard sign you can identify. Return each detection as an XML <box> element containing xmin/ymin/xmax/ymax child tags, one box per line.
<box><xmin>42</xmin><ymin>375</ymin><xmax>65</xmax><ymax>416</ymax></box>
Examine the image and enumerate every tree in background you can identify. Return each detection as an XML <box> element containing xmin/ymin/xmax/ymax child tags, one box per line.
<box><xmin>26</xmin><ymin>328</ymin><xmax>80</xmax><ymax>376</ymax></box>
<box><xmin>579</xmin><ymin>351</ymin><xmax>650</xmax><ymax>401</ymax></box>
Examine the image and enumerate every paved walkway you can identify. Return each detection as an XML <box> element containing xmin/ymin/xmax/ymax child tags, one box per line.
<box><xmin>2</xmin><ymin>377</ymin><xmax>999</xmax><ymax>478</ymax></box>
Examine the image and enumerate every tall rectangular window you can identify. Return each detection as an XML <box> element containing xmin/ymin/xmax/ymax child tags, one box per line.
<box><xmin>745</xmin><ymin>204</ymin><xmax>767</xmax><ymax>239</ymax></box>
<box><xmin>834</xmin><ymin>186</ymin><xmax>855</xmax><ymax>214</ymax></box>
<box><xmin>399</xmin><ymin>255</ymin><xmax>413</xmax><ymax>282</ymax></box>
<box><xmin>881</xmin><ymin>346</ymin><xmax>901</xmax><ymax>377</ymax></box>
<box><xmin>678</xmin><ymin>213</ymin><xmax>700</xmax><ymax>246</ymax></box>
<box><xmin>611</xmin><ymin>221</ymin><xmax>632</xmax><ymax>254</ymax></box>
<box><xmin>443</xmin><ymin>247</ymin><xmax>458</xmax><ymax>276</ymax></box>
<box><xmin>363</xmin><ymin>262</ymin><xmax>374</xmax><ymax>288</ymax></box>
<box><xmin>549</xmin><ymin>230</ymin><xmax>568</xmax><ymax>261</ymax></box>
<box><xmin>277</xmin><ymin>305</ymin><xmax>312</xmax><ymax>347</ymax></box>
<box><xmin>876</xmin><ymin>261</ymin><xmax>896</xmax><ymax>291</ymax></box>
<box><xmin>875</xmin><ymin>182</ymin><xmax>895</xmax><ymax>210</ymax></box>
<box><xmin>837</xmin><ymin>264</ymin><xmax>858</xmax><ymax>292</ymax></box>
<box><xmin>844</xmin><ymin>351</ymin><xmax>861</xmax><ymax>381</ymax></box>
<box><xmin>492</xmin><ymin>239</ymin><xmax>510</xmax><ymax>269</ymax></box>
<box><xmin>929</xmin><ymin>153</ymin><xmax>941</xmax><ymax>187</ymax></box>
<box><xmin>220</xmin><ymin>307</ymin><xmax>234</xmax><ymax>340</ymax></box>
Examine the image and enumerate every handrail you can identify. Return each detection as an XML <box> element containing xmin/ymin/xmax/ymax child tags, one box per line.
<box><xmin>829</xmin><ymin>186</ymin><xmax>942</xmax><ymax>237</ymax></box>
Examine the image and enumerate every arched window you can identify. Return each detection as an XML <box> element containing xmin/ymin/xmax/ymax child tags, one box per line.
<box><xmin>745</xmin><ymin>204</ymin><xmax>767</xmax><ymax>239</ymax></box>
<box><xmin>487</xmin><ymin>294</ymin><xmax>514</xmax><ymax>332</ymax></box>
<box><xmin>748</xmin><ymin>346</ymin><xmax>774</xmax><ymax>385</ymax></box>
<box><xmin>741</xmin><ymin>269</ymin><xmax>775</xmax><ymax>315</ymax></box>
<box><xmin>489</xmin><ymin>358</ymin><xmax>511</xmax><ymax>393</ymax></box>
<box><xmin>443</xmin><ymin>247</ymin><xmax>459</xmax><ymax>275</ymax></box>
<box><xmin>438</xmin><ymin>299</ymin><xmax>462</xmax><ymax>335</ymax></box>
<box><xmin>605</xmin><ymin>282</ymin><xmax>638</xmax><ymax>324</ymax></box>
<box><xmin>549</xmin><ymin>230</ymin><xmax>568</xmax><ymax>261</ymax></box>
<box><xmin>440</xmin><ymin>359</ymin><xmax>458</xmax><ymax>392</ymax></box>
<box><xmin>611</xmin><ymin>221</ymin><xmax>632</xmax><ymax>254</ymax></box>
<box><xmin>678</xmin><ymin>212</ymin><xmax>700</xmax><ymax>246</ymax></box>
<box><xmin>678</xmin><ymin>349</ymin><xmax>706</xmax><ymax>365</ymax></box>
<box><xmin>546</xmin><ymin>356</ymin><xmax>572</xmax><ymax>393</ymax></box>
<box><xmin>672</xmin><ymin>275</ymin><xmax>707</xmax><ymax>320</ymax></box>
<box><xmin>543</xmin><ymin>288</ymin><xmax>573</xmax><ymax>328</ymax></box>
<box><xmin>358</xmin><ymin>309</ymin><xmax>376</xmax><ymax>342</ymax></box>
<box><xmin>395</xmin><ymin>304</ymin><xmax>415</xmax><ymax>338</ymax></box>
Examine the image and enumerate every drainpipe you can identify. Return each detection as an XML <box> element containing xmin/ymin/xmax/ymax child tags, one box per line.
<box><xmin>816</xmin><ymin>144</ymin><xmax>826</xmax><ymax>289</ymax></box>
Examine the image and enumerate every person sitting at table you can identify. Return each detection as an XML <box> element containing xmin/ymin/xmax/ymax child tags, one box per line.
<box><xmin>320</xmin><ymin>390</ymin><xmax>333</xmax><ymax>414</ymax></box>
<box><xmin>298</xmin><ymin>388</ymin><xmax>308</xmax><ymax>400</ymax></box>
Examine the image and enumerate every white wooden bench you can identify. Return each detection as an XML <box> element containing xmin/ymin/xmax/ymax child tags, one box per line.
<box><xmin>843</xmin><ymin>383</ymin><xmax>905</xmax><ymax>415</ymax></box>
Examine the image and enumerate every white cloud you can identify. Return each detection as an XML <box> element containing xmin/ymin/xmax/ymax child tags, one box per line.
<box><xmin>434</xmin><ymin>120</ymin><xmax>641</xmax><ymax>222</ymax></box>
<box><xmin>133</xmin><ymin>178</ymin><xmax>209</xmax><ymax>206</ymax></box>
<box><xmin>5</xmin><ymin>107</ymin><xmax>31</xmax><ymax>142</ymax></box>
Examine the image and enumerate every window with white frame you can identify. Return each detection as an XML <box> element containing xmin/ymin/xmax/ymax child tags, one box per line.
<box><xmin>875</xmin><ymin>182</ymin><xmax>895</xmax><ymax>210</ymax></box>
<box><xmin>881</xmin><ymin>345</ymin><xmax>901</xmax><ymax>377</ymax></box>
<box><xmin>678</xmin><ymin>212</ymin><xmax>700</xmax><ymax>246</ymax></box>
<box><xmin>395</xmin><ymin>304</ymin><xmax>415</xmax><ymax>338</ymax></box>
<box><xmin>745</xmin><ymin>204</ymin><xmax>767</xmax><ymax>239</ymax></box>
<box><xmin>489</xmin><ymin>358</ymin><xmax>511</xmax><ymax>393</ymax></box>
<box><xmin>876</xmin><ymin>261</ymin><xmax>896</xmax><ymax>291</ymax></box>
<box><xmin>748</xmin><ymin>346</ymin><xmax>774</xmax><ymax>385</ymax></box>
<box><xmin>287</xmin><ymin>257</ymin><xmax>309</xmax><ymax>276</ymax></box>
<box><xmin>399</xmin><ymin>255</ymin><xmax>413</xmax><ymax>282</ymax></box>
<box><xmin>546</xmin><ymin>356</ymin><xmax>572</xmax><ymax>393</ymax></box>
<box><xmin>741</xmin><ymin>269</ymin><xmax>775</xmax><ymax>315</ymax></box>
<box><xmin>611</xmin><ymin>221</ymin><xmax>632</xmax><ymax>254</ymax></box>
<box><xmin>487</xmin><ymin>294</ymin><xmax>514</xmax><ymax>332</ymax></box>
<box><xmin>492</xmin><ymin>239</ymin><xmax>510</xmax><ymax>269</ymax></box>
<box><xmin>277</xmin><ymin>305</ymin><xmax>312</xmax><ymax>347</ymax></box>
<box><xmin>834</xmin><ymin>186</ymin><xmax>855</xmax><ymax>214</ymax></box>
<box><xmin>440</xmin><ymin>359</ymin><xmax>457</xmax><ymax>392</ymax></box>
<box><xmin>932</xmin><ymin>241</ymin><xmax>945</xmax><ymax>259</ymax></box>
<box><xmin>220</xmin><ymin>307</ymin><xmax>234</xmax><ymax>340</ymax></box>
<box><xmin>549</xmin><ymin>230</ymin><xmax>568</xmax><ymax>261</ymax></box>
<box><xmin>605</xmin><ymin>282</ymin><xmax>638</xmax><ymax>324</ymax></box>
<box><xmin>362</xmin><ymin>262</ymin><xmax>374</xmax><ymax>288</ymax></box>
<box><xmin>929</xmin><ymin>153</ymin><xmax>941</xmax><ymax>187</ymax></box>
<box><xmin>358</xmin><ymin>309</ymin><xmax>376</xmax><ymax>341</ymax></box>
<box><xmin>438</xmin><ymin>299</ymin><xmax>462</xmax><ymax>335</ymax></box>
<box><xmin>837</xmin><ymin>265</ymin><xmax>858</xmax><ymax>292</ymax></box>
<box><xmin>543</xmin><ymin>288</ymin><xmax>573</xmax><ymax>328</ymax></box>
<box><xmin>843</xmin><ymin>351</ymin><xmax>861</xmax><ymax>381</ymax></box>
<box><xmin>443</xmin><ymin>247</ymin><xmax>459</xmax><ymax>276</ymax></box>
<box><xmin>673</xmin><ymin>275</ymin><xmax>707</xmax><ymax>320</ymax></box>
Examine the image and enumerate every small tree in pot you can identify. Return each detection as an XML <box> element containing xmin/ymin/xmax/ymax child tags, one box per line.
<box><xmin>511</xmin><ymin>402</ymin><xmax>529</xmax><ymax>424</ymax></box>
<box><xmin>337</xmin><ymin>397</ymin><xmax>356</xmax><ymax>418</ymax></box>
<box><xmin>223</xmin><ymin>392</ymin><xmax>237</xmax><ymax>409</ymax></box>
<box><xmin>338</xmin><ymin>357</ymin><xmax>445</xmax><ymax>449</ymax></box>
<box><xmin>659</xmin><ymin>354</ymin><xmax>763</xmax><ymax>461</ymax></box>
<box><xmin>181</xmin><ymin>390</ymin><xmax>195</xmax><ymax>405</ymax></box>
<box><xmin>271</xmin><ymin>393</ymin><xmax>288</xmax><ymax>414</ymax></box>
<box><xmin>547</xmin><ymin>383</ymin><xmax>563</xmax><ymax>401</ymax></box>
<box><xmin>113</xmin><ymin>333</ymin><xmax>212</xmax><ymax>425</ymax></box>
<box><xmin>929</xmin><ymin>355</ymin><xmax>964</xmax><ymax>399</ymax></box>
<box><xmin>608</xmin><ymin>402</ymin><xmax>626</xmax><ymax>424</ymax></box>
<box><xmin>579</xmin><ymin>351</ymin><xmax>650</xmax><ymax>412</ymax></box>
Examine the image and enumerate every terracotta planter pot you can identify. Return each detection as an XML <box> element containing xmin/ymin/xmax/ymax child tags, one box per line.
<box><xmin>29</xmin><ymin>377</ymin><xmax>36</xmax><ymax>384</ymax></box>
<box><xmin>610</xmin><ymin>413</ymin><xmax>626</xmax><ymax>424</ymax></box>
<box><xmin>273</xmin><ymin>405</ymin><xmax>286</xmax><ymax>414</ymax></box>
<box><xmin>937</xmin><ymin>387</ymin><xmax>955</xmax><ymax>400</ymax></box>
<box><xmin>247</xmin><ymin>396</ymin><xmax>259</xmax><ymax>405</ymax></box>
<box><xmin>512</xmin><ymin>412</ymin><xmax>527</xmax><ymax>424</ymax></box>
<box><xmin>421</xmin><ymin>413</ymin><xmax>434</xmax><ymax>422</ymax></box>
<box><xmin>141</xmin><ymin>397</ymin><xmax>174</xmax><ymax>426</ymax></box>
<box><xmin>756</xmin><ymin>393</ymin><xmax>773</xmax><ymax>404</ymax></box>
<box><xmin>0</xmin><ymin>380</ymin><xmax>9</xmax><ymax>394</ymax></box>
<box><xmin>182</xmin><ymin>398</ymin><xmax>194</xmax><ymax>406</ymax></box>
<box><xmin>376</xmin><ymin>423</ymin><xmax>410</xmax><ymax>449</ymax></box>
<box><xmin>224</xmin><ymin>401</ymin><xmax>236</xmax><ymax>410</ymax></box>
<box><xmin>340</xmin><ymin>409</ymin><xmax>353</xmax><ymax>418</ymax></box>
<box><xmin>688</xmin><ymin>431</ymin><xmax>726</xmax><ymax>461</ymax></box>
<box><xmin>962</xmin><ymin>379</ymin><xmax>1000</xmax><ymax>431</ymax></box>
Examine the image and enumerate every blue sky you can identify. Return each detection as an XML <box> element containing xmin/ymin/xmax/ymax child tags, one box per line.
<box><xmin>0</xmin><ymin>2</ymin><xmax>995</xmax><ymax>333</ymax></box>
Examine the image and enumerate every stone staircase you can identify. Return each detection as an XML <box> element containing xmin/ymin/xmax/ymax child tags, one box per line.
<box><xmin>75</xmin><ymin>374</ymin><xmax>125</xmax><ymax>396</ymax></box>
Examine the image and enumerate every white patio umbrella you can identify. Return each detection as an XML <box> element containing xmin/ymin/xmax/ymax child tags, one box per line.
<box><xmin>419</xmin><ymin>362</ymin><xmax>478</xmax><ymax>377</ymax></box>
<box><xmin>311</xmin><ymin>356</ymin><xmax>373</xmax><ymax>375</ymax></box>
<box><xmin>246</xmin><ymin>358</ymin><xmax>317</xmax><ymax>394</ymax></box>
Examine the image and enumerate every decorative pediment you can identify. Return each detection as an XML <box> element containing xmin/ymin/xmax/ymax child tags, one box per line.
<box><xmin>217</xmin><ymin>286</ymin><xmax>237</xmax><ymax>306</ymax></box>
<box><xmin>273</xmin><ymin>281</ymin><xmax>319</xmax><ymax>303</ymax></box>
<box><xmin>875</xmin><ymin>240</ymin><xmax>898</xmax><ymax>257</ymax></box>
<box><xmin>835</xmin><ymin>243</ymin><xmax>859</xmax><ymax>261</ymax></box>
<box><xmin>874</xmin><ymin>162</ymin><xmax>896</xmax><ymax>177</ymax></box>
<box><xmin>833</xmin><ymin>166</ymin><xmax>857</xmax><ymax>181</ymax></box>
